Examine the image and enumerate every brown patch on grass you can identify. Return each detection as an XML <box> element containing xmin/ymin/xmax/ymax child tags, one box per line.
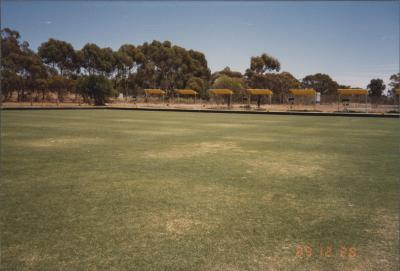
<box><xmin>146</xmin><ymin>141</ymin><xmax>256</xmax><ymax>159</ymax></box>
<box><xmin>209</xmin><ymin>263</ymin><xmax>242</xmax><ymax>271</ymax></box>
<box><xmin>244</xmin><ymin>159</ymin><xmax>322</xmax><ymax>178</ymax></box>
<box><xmin>145</xmin><ymin>211</ymin><xmax>213</xmax><ymax>237</ymax></box>
<box><xmin>23</xmin><ymin>137</ymin><xmax>103</xmax><ymax>148</ymax></box>
<box><xmin>203</xmin><ymin>123</ymin><xmax>255</xmax><ymax>128</ymax></box>
<box><xmin>112</xmin><ymin>118</ymin><xmax>181</xmax><ymax>125</ymax></box>
<box><xmin>4</xmin><ymin>245</ymin><xmax>50</xmax><ymax>269</ymax></box>
<box><xmin>120</xmin><ymin>128</ymin><xmax>193</xmax><ymax>136</ymax></box>
<box><xmin>261</xmin><ymin>192</ymin><xmax>297</xmax><ymax>203</ymax></box>
<box><xmin>338</xmin><ymin>209</ymin><xmax>399</xmax><ymax>271</ymax></box>
<box><xmin>207</xmin><ymin>241</ymin><xmax>301</xmax><ymax>271</ymax></box>
<box><xmin>248</xmin><ymin>254</ymin><xmax>302</xmax><ymax>271</ymax></box>
<box><xmin>243</xmin><ymin>150</ymin><xmax>339</xmax><ymax>179</ymax></box>
<box><xmin>191</xmin><ymin>183</ymin><xmax>252</xmax><ymax>207</ymax></box>
<box><xmin>223</xmin><ymin>136</ymin><xmax>277</xmax><ymax>143</ymax></box>
<box><xmin>374</xmin><ymin>213</ymin><xmax>399</xmax><ymax>243</ymax></box>
<box><xmin>19</xmin><ymin>250</ymin><xmax>44</xmax><ymax>268</ymax></box>
<box><xmin>166</xmin><ymin>217</ymin><xmax>203</xmax><ymax>235</ymax></box>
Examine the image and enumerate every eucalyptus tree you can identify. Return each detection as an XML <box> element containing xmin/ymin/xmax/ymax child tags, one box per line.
<box><xmin>211</xmin><ymin>67</ymin><xmax>243</xmax><ymax>83</ymax></box>
<box><xmin>38</xmin><ymin>38</ymin><xmax>76</xmax><ymax>77</ymax></box>
<box><xmin>136</xmin><ymin>40</ymin><xmax>210</xmax><ymax>96</ymax></box>
<box><xmin>76</xmin><ymin>75</ymin><xmax>113</xmax><ymax>105</ymax></box>
<box><xmin>271</xmin><ymin>72</ymin><xmax>301</xmax><ymax>96</ymax></box>
<box><xmin>99</xmin><ymin>47</ymin><xmax>115</xmax><ymax>77</ymax></box>
<box><xmin>389</xmin><ymin>73</ymin><xmax>400</xmax><ymax>97</ymax></box>
<box><xmin>367</xmin><ymin>79</ymin><xmax>385</xmax><ymax>97</ymax></box>
<box><xmin>1</xmin><ymin>28</ymin><xmax>48</xmax><ymax>102</ymax></box>
<box><xmin>212</xmin><ymin>75</ymin><xmax>245</xmax><ymax>93</ymax></box>
<box><xmin>245</xmin><ymin>53</ymin><xmax>281</xmax><ymax>90</ymax></box>
<box><xmin>1</xmin><ymin>28</ymin><xmax>23</xmax><ymax>101</ymax></box>
<box><xmin>80</xmin><ymin>43</ymin><xmax>103</xmax><ymax>75</ymax></box>
<box><xmin>301</xmin><ymin>73</ymin><xmax>339</xmax><ymax>95</ymax></box>
<box><xmin>186</xmin><ymin>76</ymin><xmax>207</xmax><ymax>96</ymax></box>
<box><xmin>115</xmin><ymin>44</ymin><xmax>145</xmax><ymax>98</ymax></box>
<box><xmin>185</xmin><ymin>49</ymin><xmax>210</xmax><ymax>91</ymax></box>
<box><xmin>245</xmin><ymin>53</ymin><xmax>280</xmax><ymax>78</ymax></box>
<box><xmin>23</xmin><ymin>49</ymin><xmax>48</xmax><ymax>104</ymax></box>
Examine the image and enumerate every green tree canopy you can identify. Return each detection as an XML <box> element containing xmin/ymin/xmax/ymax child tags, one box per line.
<box><xmin>388</xmin><ymin>73</ymin><xmax>400</xmax><ymax>97</ymax></box>
<box><xmin>301</xmin><ymin>73</ymin><xmax>339</xmax><ymax>95</ymax></box>
<box><xmin>1</xmin><ymin>28</ymin><xmax>48</xmax><ymax>101</ymax></box>
<box><xmin>247</xmin><ymin>72</ymin><xmax>300</xmax><ymax>95</ymax></box>
<box><xmin>38</xmin><ymin>38</ymin><xmax>76</xmax><ymax>76</ymax></box>
<box><xmin>367</xmin><ymin>78</ymin><xmax>386</xmax><ymax>97</ymax></box>
<box><xmin>80</xmin><ymin>43</ymin><xmax>103</xmax><ymax>75</ymax></box>
<box><xmin>76</xmin><ymin>75</ymin><xmax>113</xmax><ymax>105</ymax></box>
<box><xmin>114</xmin><ymin>44</ymin><xmax>145</xmax><ymax>97</ymax></box>
<box><xmin>136</xmin><ymin>40</ymin><xmax>210</xmax><ymax>95</ymax></box>
<box><xmin>245</xmin><ymin>53</ymin><xmax>282</xmax><ymax>91</ymax></box>
<box><xmin>211</xmin><ymin>67</ymin><xmax>243</xmax><ymax>81</ymax></box>
<box><xmin>247</xmin><ymin>53</ymin><xmax>280</xmax><ymax>76</ymax></box>
<box><xmin>1</xmin><ymin>28</ymin><xmax>26</xmax><ymax>99</ymax></box>
<box><xmin>185</xmin><ymin>76</ymin><xmax>208</xmax><ymax>97</ymax></box>
<box><xmin>212</xmin><ymin>75</ymin><xmax>245</xmax><ymax>94</ymax></box>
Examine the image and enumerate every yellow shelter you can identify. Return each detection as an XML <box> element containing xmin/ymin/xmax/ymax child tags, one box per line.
<box><xmin>144</xmin><ymin>89</ymin><xmax>165</xmax><ymax>103</ymax></box>
<box><xmin>175</xmin><ymin>89</ymin><xmax>198</xmax><ymax>103</ymax></box>
<box><xmin>208</xmin><ymin>89</ymin><xmax>234</xmax><ymax>108</ymax></box>
<box><xmin>246</xmin><ymin>89</ymin><xmax>273</xmax><ymax>108</ymax></box>
<box><xmin>337</xmin><ymin>88</ymin><xmax>368</xmax><ymax>112</ymax></box>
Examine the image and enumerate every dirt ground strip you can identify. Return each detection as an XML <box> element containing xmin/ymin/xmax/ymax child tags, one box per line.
<box><xmin>2</xmin><ymin>101</ymin><xmax>400</xmax><ymax>114</ymax></box>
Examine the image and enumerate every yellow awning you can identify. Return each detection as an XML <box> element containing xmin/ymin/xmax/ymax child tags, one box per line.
<box><xmin>289</xmin><ymin>89</ymin><xmax>316</xmax><ymax>96</ymax></box>
<box><xmin>246</xmin><ymin>89</ymin><xmax>273</xmax><ymax>95</ymax></box>
<box><xmin>175</xmin><ymin>89</ymin><xmax>198</xmax><ymax>95</ymax></box>
<box><xmin>144</xmin><ymin>89</ymin><xmax>165</xmax><ymax>95</ymax></box>
<box><xmin>208</xmin><ymin>89</ymin><xmax>234</xmax><ymax>95</ymax></box>
<box><xmin>338</xmin><ymin>89</ymin><xmax>368</xmax><ymax>96</ymax></box>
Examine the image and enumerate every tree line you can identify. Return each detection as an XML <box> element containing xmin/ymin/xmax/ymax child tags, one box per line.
<box><xmin>2</xmin><ymin>28</ymin><xmax>399</xmax><ymax>105</ymax></box>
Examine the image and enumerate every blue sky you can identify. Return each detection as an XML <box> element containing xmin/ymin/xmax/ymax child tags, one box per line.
<box><xmin>2</xmin><ymin>1</ymin><xmax>399</xmax><ymax>88</ymax></box>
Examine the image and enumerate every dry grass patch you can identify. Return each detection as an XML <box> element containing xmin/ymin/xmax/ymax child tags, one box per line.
<box><xmin>112</xmin><ymin>118</ymin><xmax>181</xmax><ymax>125</ymax></box>
<box><xmin>244</xmin><ymin>159</ymin><xmax>322</xmax><ymax>178</ymax></box>
<box><xmin>145</xmin><ymin>211</ymin><xmax>213</xmax><ymax>237</ymax></box>
<box><xmin>261</xmin><ymin>192</ymin><xmax>298</xmax><ymax>204</ymax></box>
<box><xmin>3</xmin><ymin>245</ymin><xmax>51</xmax><ymax>270</ymax></box>
<box><xmin>146</xmin><ymin>141</ymin><xmax>256</xmax><ymax>159</ymax></box>
<box><xmin>223</xmin><ymin>136</ymin><xmax>277</xmax><ymax>143</ymax></box>
<box><xmin>190</xmin><ymin>183</ymin><xmax>253</xmax><ymax>207</ymax></box>
<box><xmin>359</xmin><ymin>209</ymin><xmax>400</xmax><ymax>270</ymax></box>
<box><xmin>22</xmin><ymin>137</ymin><xmax>103</xmax><ymax>148</ymax></box>
<box><xmin>19</xmin><ymin>250</ymin><xmax>45</xmax><ymax>269</ymax></box>
<box><xmin>120</xmin><ymin>128</ymin><xmax>194</xmax><ymax>136</ymax></box>
<box><xmin>166</xmin><ymin>217</ymin><xmax>204</xmax><ymax>235</ymax></box>
<box><xmin>243</xmin><ymin>150</ymin><xmax>340</xmax><ymax>178</ymax></box>
<box><xmin>373</xmin><ymin>211</ymin><xmax>399</xmax><ymax>242</ymax></box>
<box><xmin>203</xmin><ymin>123</ymin><xmax>255</xmax><ymax>128</ymax></box>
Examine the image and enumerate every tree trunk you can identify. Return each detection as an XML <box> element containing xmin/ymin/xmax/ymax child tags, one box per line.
<box><xmin>124</xmin><ymin>79</ymin><xmax>128</xmax><ymax>102</ymax></box>
<box><xmin>19</xmin><ymin>89</ymin><xmax>25</xmax><ymax>103</ymax></box>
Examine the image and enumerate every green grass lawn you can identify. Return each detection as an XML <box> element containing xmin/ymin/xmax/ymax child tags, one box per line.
<box><xmin>1</xmin><ymin>110</ymin><xmax>399</xmax><ymax>270</ymax></box>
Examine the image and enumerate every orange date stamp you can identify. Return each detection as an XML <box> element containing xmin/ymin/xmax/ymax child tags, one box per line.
<box><xmin>295</xmin><ymin>244</ymin><xmax>357</xmax><ymax>258</ymax></box>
